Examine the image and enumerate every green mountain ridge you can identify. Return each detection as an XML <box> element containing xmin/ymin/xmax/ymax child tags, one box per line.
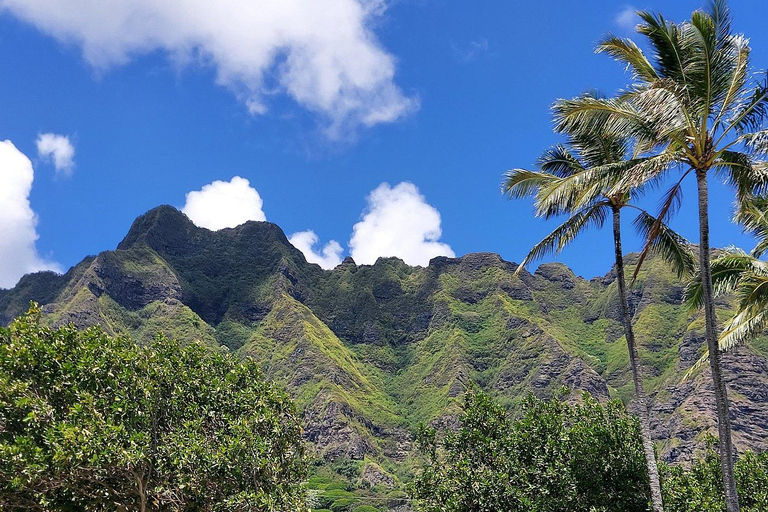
<box><xmin>3</xmin><ymin>205</ymin><xmax>768</xmax><ymax>509</ymax></box>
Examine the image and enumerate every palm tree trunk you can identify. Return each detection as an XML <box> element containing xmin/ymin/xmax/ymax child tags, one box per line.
<box><xmin>696</xmin><ymin>170</ymin><xmax>740</xmax><ymax>512</ymax></box>
<box><xmin>611</xmin><ymin>206</ymin><xmax>664</xmax><ymax>512</ymax></box>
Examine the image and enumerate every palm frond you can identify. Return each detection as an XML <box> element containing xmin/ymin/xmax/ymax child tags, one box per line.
<box><xmin>707</xmin><ymin>0</ymin><xmax>732</xmax><ymax>46</ymax></box>
<box><xmin>502</xmin><ymin>169</ymin><xmax>559</xmax><ymax>200</ymax></box>
<box><xmin>534</xmin><ymin>161</ymin><xmax>625</xmax><ymax>218</ymax></box>
<box><xmin>571</xmin><ymin>129</ymin><xmax>630</xmax><ymax>169</ymax></box>
<box><xmin>719</xmin><ymin>307</ymin><xmax>768</xmax><ymax>352</ymax></box>
<box><xmin>740</xmin><ymin>129</ymin><xmax>768</xmax><ymax>157</ymax></box>
<box><xmin>736</xmin><ymin>271</ymin><xmax>768</xmax><ymax>312</ymax></box>
<box><xmin>636</xmin><ymin>10</ymin><xmax>694</xmax><ymax>109</ymax></box>
<box><xmin>597</xmin><ymin>36</ymin><xmax>658</xmax><ymax>83</ymax></box>
<box><xmin>688</xmin><ymin>9</ymin><xmax>718</xmax><ymax>116</ymax></box>
<box><xmin>630</xmin><ymin>175</ymin><xmax>688</xmax><ymax>283</ymax></box>
<box><xmin>728</xmin><ymin>72</ymin><xmax>768</xmax><ymax>136</ymax></box>
<box><xmin>715</xmin><ymin>250</ymin><xmax>767</xmax><ymax>294</ymax></box>
<box><xmin>734</xmin><ymin>195</ymin><xmax>768</xmax><ymax>257</ymax></box>
<box><xmin>689</xmin><ymin>305</ymin><xmax>768</xmax><ymax>380</ymax></box>
<box><xmin>610</xmin><ymin>151</ymin><xmax>682</xmax><ymax>194</ymax></box>
<box><xmin>715</xmin><ymin>150</ymin><xmax>768</xmax><ymax>200</ymax></box>
<box><xmin>713</xmin><ymin>35</ymin><xmax>750</xmax><ymax>128</ymax></box>
<box><xmin>632</xmin><ymin>211</ymin><xmax>696</xmax><ymax>278</ymax></box>
<box><xmin>536</xmin><ymin>145</ymin><xmax>584</xmax><ymax>177</ymax></box>
<box><xmin>552</xmin><ymin>95</ymin><xmax>657</xmax><ymax>145</ymax></box>
<box><xmin>628</xmin><ymin>82</ymin><xmax>693</xmax><ymax>142</ymax></box>
<box><xmin>515</xmin><ymin>202</ymin><xmax>610</xmax><ymax>274</ymax></box>
<box><xmin>688</xmin><ymin>4</ymin><xmax>747</xmax><ymax>119</ymax></box>
<box><xmin>683</xmin><ymin>248</ymin><xmax>759</xmax><ymax>310</ymax></box>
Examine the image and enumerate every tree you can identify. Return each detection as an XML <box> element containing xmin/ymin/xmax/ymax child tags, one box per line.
<box><xmin>660</xmin><ymin>437</ymin><xmax>768</xmax><ymax>512</ymax></box>
<box><xmin>504</xmin><ymin>126</ymin><xmax>693</xmax><ymax>512</ymax></box>
<box><xmin>0</xmin><ymin>305</ymin><xmax>308</xmax><ymax>511</ymax></box>
<box><xmin>553</xmin><ymin>2</ymin><xmax>768</xmax><ymax>509</ymax></box>
<box><xmin>411</xmin><ymin>389</ymin><xmax>650</xmax><ymax>512</ymax></box>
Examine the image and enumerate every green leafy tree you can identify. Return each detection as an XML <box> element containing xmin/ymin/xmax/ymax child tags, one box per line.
<box><xmin>0</xmin><ymin>305</ymin><xmax>308</xmax><ymax>511</ymax></box>
<box><xmin>661</xmin><ymin>438</ymin><xmax>768</xmax><ymax>512</ymax></box>
<box><xmin>504</xmin><ymin>125</ymin><xmax>693</xmax><ymax>512</ymax></box>
<box><xmin>411</xmin><ymin>389</ymin><xmax>650</xmax><ymax>512</ymax></box>
<box><xmin>553</xmin><ymin>3</ymin><xmax>768</xmax><ymax>508</ymax></box>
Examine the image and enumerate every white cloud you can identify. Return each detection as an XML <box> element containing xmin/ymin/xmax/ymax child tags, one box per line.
<box><xmin>452</xmin><ymin>38</ymin><xmax>489</xmax><ymax>63</ymax></box>
<box><xmin>182</xmin><ymin>176</ymin><xmax>266</xmax><ymax>230</ymax></box>
<box><xmin>0</xmin><ymin>140</ymin><xmax>61</xmax><ymax>289</ymax></box>
<box><xmin>289</xmin><ymin>230</ymin><xmax>343</xmax><ymax>269</ymax></box>
<box><xmin>615</xmin><ymin>6</ymin><xmax>638</xmax><ymax>31</ymax></box>
<box><xmin>1</xmin><ymin>0</ymin><xmax>417</xmax><ymax>134</ymax></box>
<box><xmin>36</xmin><ymin>133</ymin><xmax>75</xmax><ymax>177</ymax></box>
<box><xmin>349</xmin><ymin>182</ymin><xmax>454</xmax><ymax>266</ymax></box>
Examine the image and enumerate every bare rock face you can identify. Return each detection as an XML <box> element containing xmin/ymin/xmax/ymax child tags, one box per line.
<box><xmin>303</xmin><ymin>398</ymin><xmax>376</xmax><ymax>460</ymax></box>
<box><xmin>94</xmin><ymin>251</ymin><xmax>183</xmax><ymax>310</ymax></box>
<box><xmin>429</xmin><ymin>414</ymin><xmax>461</xmax><ymax>432</ymax></box>
<box><xmin>363</xmin><ymin>463</ymin><xmax>396</xmax><ymax>489</ymax></box>
<box><xmin>535</xmin><ymin>262</ymin><xmax>576</xmax><ymax>289</ymax></box>
<box><xmin>45</xmin><ymin>290</ymin><xmax>105</xmax><ymax>330</ymax></box>
<box><xmin>649</xmin><ymin>346</ymin><xmax>768</xmax><ymax>463</ymax></box>
<box><xmin>560</xmin><ymin>358</ymin><xmax>611</xmax><ymax>399</ymax></box>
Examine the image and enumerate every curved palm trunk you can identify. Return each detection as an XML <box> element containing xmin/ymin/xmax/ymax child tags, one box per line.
<box><xmin>696</xmin><ymin>171</ymin><xmax>740</xmax><ymax>512</ymax></box>
<box><xmin>611</xmin><ymin>206</ymin><xmax>664</xmax><ymax>512</ymax></box>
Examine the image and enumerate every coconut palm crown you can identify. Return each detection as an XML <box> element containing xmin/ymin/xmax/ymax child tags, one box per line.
<box><xmin>504</xmin><ymin>129</ymin><xmax>694</xmax><ymax>279</ymax></box>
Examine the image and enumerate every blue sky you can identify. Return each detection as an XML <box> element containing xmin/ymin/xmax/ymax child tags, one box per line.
<box><xmin>1</xmin><ymin>0</ymin><xmax>768</xmax><ymax>288</ymax></box>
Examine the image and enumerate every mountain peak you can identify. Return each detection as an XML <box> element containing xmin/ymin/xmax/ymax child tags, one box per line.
<box><xmin>117</xmin><ymin>205</ymin><xmax>196</xmax><ymax>252</ymax></box>
<box><xmin>117</xmin><ymin>206</ymin><xmax>296</xmax><ymax>257</ymax></box>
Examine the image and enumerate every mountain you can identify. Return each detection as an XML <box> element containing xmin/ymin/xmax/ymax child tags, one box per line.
<box><xmin>3</xmin><ymin>205</ymin><xmax>768</xmax><ymax>510</ymax></box>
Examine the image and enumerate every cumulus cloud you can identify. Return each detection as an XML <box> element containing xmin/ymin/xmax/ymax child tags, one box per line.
<box><xmin>289</xmin><ymin>230</ymin><xmax>344</xmax><ymax>269</ymax></box>
<box><xmin>36</xmin><ymin>133</ymin><xmax>75</xmax><ymax>177</ymax></box>
<box><xmin>615</xmin><ymin>5</ymin><xmax>638</xmax><ymax>31</ymax></box>
<box><xmin>349</xmin><ymin>182</ymin><xmax>454</xmax><ymax>266</ymax></box>
<box><xmin>0</xmin><ymin>140</ymin><xmax>61</xmax><ymax>288</ymax></box>
<box><xmin>182</xmin><ymin>176</ymin><xmax>266</xmax><ymax>230</ymax></box>
<box><xmin>1</xmin><ymin>0</ymin><xmax>417</xmax><ymax>134</ymax></box>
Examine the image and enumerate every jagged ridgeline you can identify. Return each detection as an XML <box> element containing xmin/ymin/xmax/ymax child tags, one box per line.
<box><xmin>2</xmin><ymin>205</ymin><xmax>768</xmax><ymax>490</ymax></box>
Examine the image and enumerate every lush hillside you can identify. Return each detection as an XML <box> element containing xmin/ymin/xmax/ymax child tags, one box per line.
<box><xmin>3</xmin><ymin>205</ymin><xmax>767</xmax><ymax>511</ymax></box>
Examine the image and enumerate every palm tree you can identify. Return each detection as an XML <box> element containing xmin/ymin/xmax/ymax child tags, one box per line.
<box><xmin>686</xmin><ymin>195</ymin><xmax>768</xmax><ymax>372</ymax></box>
<box><xmin>552</xmin><ymin>3</ymin><xmax>768</xmax><ymax>509</ymax></box>
<box><xmin>504</xmin><ymin>129</ymin><xmax>694</xmax><ymax>512</ymax></box>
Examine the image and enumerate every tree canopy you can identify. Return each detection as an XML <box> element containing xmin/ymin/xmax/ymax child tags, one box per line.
<box><xmin>412</xmin><ymin>389</ymin><xmax>650</xmax><ymax>512</ymax></box>
<box><xmin>0</xmin><ymin>305</ymin><xmax>308</xmax><ymax>512</ymax></box>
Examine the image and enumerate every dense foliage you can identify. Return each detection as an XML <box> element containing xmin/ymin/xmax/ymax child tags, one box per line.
<box><xmin>661</xmin><ymin>440</ymin><xmax>768</xmax><ymax>512</ymax></box>
<box><xmin>0</xmin><ymin>306</ymin><xmax>308</xmax><ymax>511</ymax></box>
<box><xmin>412</xmin><ymin>389</ymin><xmax>650</xmax><ymax>512</ymax></box>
